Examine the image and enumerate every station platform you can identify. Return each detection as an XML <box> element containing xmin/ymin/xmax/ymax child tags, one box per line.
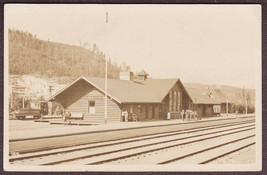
<box><xmin>9</xmin><ymin>114</ymin><xmax>254</xmax><ymax>141</ymax></box>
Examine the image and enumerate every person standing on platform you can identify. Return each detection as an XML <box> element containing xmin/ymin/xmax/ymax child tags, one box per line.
<box><xmin>62</xmin><ymin>109</ymin><xmax>66</xmax><ymax>125</ymax></box>
<box><xmin>192</xmin><ymin>111</ymin><xmax>195</xmax><ymax>120</ymax></box>
<box><xmin>194</xmin><ymin>111</ymin><xmax>198</xmax><ymax>120</ymax></box>
<box><xmin>181</xmin><ymin>110</ymin><xmax>185</xmax><ymax>121</ymax></box>
<box><xmin>167</xmin><ymin>111</ymin><xmax>171</xmax><ymax>120</ymax></box>
<box><xmin>125</xmin><ymin>110</ymin><xmax>128</xmax><ymax>122</ymax></box>
<box><xmin>122</xmin><ymin>110</ymin><xmax>125</xmax><ymax>122</ymax></box>
<box><xmin>63</xmin><ymin>109</ymin><xmax>70</xmax><ymax>125</ymax></box>
<box><xmin>189</xmin><ymin>110</ymin><xmax>192</xmax><ymax>121</ymax></box>
<box><xmin>185</xmin><ymin>110</ymin><xmax>189</xmax><ymax>121</ymax></box>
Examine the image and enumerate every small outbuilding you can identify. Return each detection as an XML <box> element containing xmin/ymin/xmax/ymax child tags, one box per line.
<box><xmin>183</xmin><ymin>86</ymin><xmax>222</xmax><ymax>117</ymax></box>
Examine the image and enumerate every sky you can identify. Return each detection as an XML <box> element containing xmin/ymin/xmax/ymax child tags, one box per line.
<box><xmin>5</xmin><ymin>4</ymin><xmax>261</xmax><ymax>89</ymax></box>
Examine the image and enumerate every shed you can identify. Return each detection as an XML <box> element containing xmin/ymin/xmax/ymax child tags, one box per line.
<box><xmin>184</xmin><ymin>86</ymin><xmax>221</xmax><ymax>117</ymax></box>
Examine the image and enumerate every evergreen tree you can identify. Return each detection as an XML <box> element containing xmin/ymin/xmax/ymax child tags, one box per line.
<box><xmin>8</xmin><ymin>29</ymin><xmax>122</xmax><ymax>78</ymax></box>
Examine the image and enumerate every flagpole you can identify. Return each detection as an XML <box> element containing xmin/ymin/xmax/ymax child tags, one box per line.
<box><xmin>104</xmin><ymin>12</ymin><xmax>108</xmax><ymax>124</ymax></box>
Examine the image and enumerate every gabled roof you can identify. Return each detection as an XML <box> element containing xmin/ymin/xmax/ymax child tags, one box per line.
<box><xmin>212</xmin><ymin>90</ymin><xmax>228</xmax><ymax>103</ymax></box>
<box><xmin>184</xmin><ymin>86</ymin><xmax>221</xmax><ymax>105</ymax></box>
<box><xmin>48</xmin><ymin>76</ymin><xmax>187</xmax><ymax>104</ymax></box>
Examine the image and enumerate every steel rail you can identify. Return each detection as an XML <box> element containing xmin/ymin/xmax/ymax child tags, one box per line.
<box><xmin>10</xmin><ymin>119</ymin><xmax>255</xmax><ymax>155</ymax></box>
<box><xmin>10</xmin><ymin>115</ymin><xmax>255</xmax><ymax>142</ymax></box>
<box><xmin>40</xmin><ymin>126</ymin><xmax>255</xmax><ymax>165</ymax></box>
<box><xmin>86</xmin><ymin>128</ymin><xmax>255</xmax><ymax>165</ymax></box>
<box><xmin>10</xmin><ymin>120</ymin><xmax>254</xmax><ymax>162</ymax></box>
<box><xmin>198</xmin><ymin>142</ymin><xmax>255</xmax><ymax>164</ymax></box>
<box><xmin>158</xmin><ymin>136</ymin><xmax>255</xmax><ymax>164</ymax></box>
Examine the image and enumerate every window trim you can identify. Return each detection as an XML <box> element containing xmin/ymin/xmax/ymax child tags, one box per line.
<box><xmin>88</xmin><ymin>100</ymin><xmax>96</xmax><ymax>114</ymax></box>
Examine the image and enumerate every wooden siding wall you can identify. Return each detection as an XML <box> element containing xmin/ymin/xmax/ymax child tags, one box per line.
<box><xmin>67</xmin><ymin>94</ymin><xmax>88</xmax><ymax>114</ymax></box>
<box><xmin>55</xmin><ymin>79</ymin><xmax>92</xmax><ymax>108</ymax></box>
<box><xmin>197</xmin><ymin>104</ymin><xmax>214</xmax><ymax>117</ymax></box>
<box><xmin>221</xmin><ymin>103</ymin><xmax>226</xmax><ymax>113</ymax></box>
<box><xmin>162</xmin><ymin>96</ymin><xmax>169</xmax><ymax>119</ymax></box>
<box><xmin>182</xmin><ymin>91</ymin><xmax>191</xmax><ymax>110</ymax></box>
<box><xmin>197</xmin><ymin>105</ymin><xmax>203</xmax><ymax>117</ymax></box>
<box><xmin>65</xmin><ymin>85</ymin><xmax>121</xmax><ymax>123</ymax></box>
<box><xmin>206</xmin><ymin>105</ymin><xmax>213</xmax><ymax>117</ymax></box>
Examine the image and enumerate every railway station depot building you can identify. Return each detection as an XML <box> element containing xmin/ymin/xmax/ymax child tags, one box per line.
<box><xmin>184</xmin><ymin>85</ymin><xmax>234</xmax><ymax>117</ymax></box>
<box><xmin>47</xmin><ymin>71</ymin><xmax>227</xmax><ymax>123</ymax></box>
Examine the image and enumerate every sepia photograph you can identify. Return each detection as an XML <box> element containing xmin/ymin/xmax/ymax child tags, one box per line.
<box><xmin>4</xmin><ymin>4</ymin><xmax>262</xmax><ymax>172</ymax></box>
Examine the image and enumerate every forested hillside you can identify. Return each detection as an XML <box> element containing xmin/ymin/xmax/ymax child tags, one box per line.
<box><xmin>8</xmin><ymin>29</ymin><xmax>121</xmax><ymax>78</ymax></box>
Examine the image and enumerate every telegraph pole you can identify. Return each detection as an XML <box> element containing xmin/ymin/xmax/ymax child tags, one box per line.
<box><xmin>104</xmin><ymin>12</ymin><xmax>109</xmax><ymax>124</ymax></box>
<box><xmin>22</xmin><ymin>96</ymin><xmax>25</xmax><ymax>108</ymax></box>
<box><xmin>245</xmin><ymin>98</ymin><xmax>248</xmax><ymax>114</ymax></box>
<box><xmin>49</xmin><ymin>85</ymin><xmax>54</xmax><ymax>97</ymax></box>
<box><xmin>48</xmin><ymin>85</ymin><xmax>54</xmax><ymax>116</ymax></box>
<box><xmin>226</xmin><ymin>99</ymin><xmax>228</xmax><ymax>116</ymax></box>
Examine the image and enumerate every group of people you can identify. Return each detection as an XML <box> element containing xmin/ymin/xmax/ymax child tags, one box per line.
<box><xmin>122</xmin><ymin>110</ymin><xmax>138</xmax><ymax>122</ymax></box>
<box><xmin>181</xmin><ymin>109</ymin><xmax>200</xmax><ymax>121</ymax></box>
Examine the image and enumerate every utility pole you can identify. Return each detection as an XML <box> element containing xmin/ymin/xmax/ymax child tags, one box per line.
<box><xmin>246</xmin><ymin>98</ymin><xmax>248</xmax><ymax>115</ymax></box>
<box><xmin>104</xmin><ymin>12</ymin><xmax>109</xmax><ymax>124</ymax></box>
<box><xmin>48</xmin><ymin>85</ymin><xmax>54</xmax><ymax>116</ymax></box>
<box><xmin>22</xmin><ymin>96</ymin><xmax>25</xmax><ymax>108</ymax></box>
<box><xmin>226</xmin><ymin>99</ymin><xmax>228</xmax><ymax>116</ymax></box>
<box><xmin>49</xmin><ymin>85</ymin><xmax>54</xmax><ymax>97</ymax></box>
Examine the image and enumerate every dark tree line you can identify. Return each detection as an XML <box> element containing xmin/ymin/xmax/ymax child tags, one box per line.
<box><xmin>9</xmin><ymin>29</ymin><xmax>122</xmax><ymax>79</ymax></box>
<box><xmin>232</xmin><ymin>89</ymin><xmax>255</xmax><ymax>114</ymax></box>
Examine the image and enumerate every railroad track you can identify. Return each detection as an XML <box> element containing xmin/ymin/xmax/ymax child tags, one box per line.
<box><xmin>9</xmin><ymin>116</ymin><xmax>255</xmax><ymax>154</ymax></box>
<box><xmin>10</xmin><ymin>118</ymin><xmax>255</xmax><ymax>165</ymax></box>
<box><xmin>10</xmin><ymin>115</ymin><xmax>254</xmax><ymax>143</ymax></box>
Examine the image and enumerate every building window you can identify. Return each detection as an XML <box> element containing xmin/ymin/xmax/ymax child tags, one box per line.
<box><xmin>88</xmin><ymin>100</ymin><xmax>95</xmax><ymax>114</ymax></box>
<box><xmin>169</xmin><ymin>91</ymin><xmax>172</xmax><ymax>112</ymax></box>
<box><xmin>173</xmin><ymin>91</ymin><xmax>177</xmax><ymax>112</ymax></box>
<box><xmin>177</xmin><ymin>91</ymin><xmax>181</xmax><ymax>112</ymax></box>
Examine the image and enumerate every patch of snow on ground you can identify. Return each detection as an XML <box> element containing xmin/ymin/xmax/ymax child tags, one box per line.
<box><xmin>9</xmin><ymin>75</ymin><xmax>68</xmax><ymax>101</ymax></box>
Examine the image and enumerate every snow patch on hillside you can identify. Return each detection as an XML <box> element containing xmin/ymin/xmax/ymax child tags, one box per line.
<box><xmin>9</xmin><ymin>75</ymin><xmax>68</xmax><ymax>101</ymax></box>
